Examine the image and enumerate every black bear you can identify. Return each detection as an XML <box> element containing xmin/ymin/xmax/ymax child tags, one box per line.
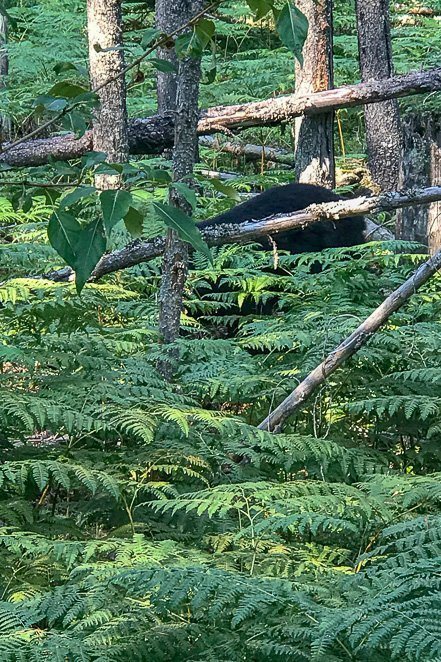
<box><xmin>197</xmin><ymin>182</ymin><xmax>365</xmax><ymax>253</ymax></box>
<box><xmin>189</xmin><ymin>183</ymin><xmax>366</xmax><ymax>330</ymax></box>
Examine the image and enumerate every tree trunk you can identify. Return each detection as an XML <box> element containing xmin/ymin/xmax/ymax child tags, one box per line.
<box><xmin>355</xmin><ymin>0</ymin><xmax>403</xmax><ymax>192</ymax></box>
<box><xmin>155</xmin><ymin>0</ymin><xmax>183</xmax><ymax>114</ymax></box>
<box><xmin>0</xmin><ymin>12</ymin><xmax>11</xmax><ymax>144</ymax></box>
<box><xmin>428</xmin><ymin>118</ymin><xmax>441</xmax><ymax>253</ymax></box>
<box><xmin>396</xmin><ymin>114</ymin><xmax>441</xmax><ymax>252</ymax></box>
<box><xmin>157</xmin><ymin>1</ymin><xmax>203</xmax><ymax>379</ymax></box>
<box><xmin>294</xmin><ymin>0</ymin><xmax>335</xmax><ymax>187</ymax></box>
<box><xmin>87</xmin><ymin>0</ymin><xmax>128</xmax><ymax>189</ymax></box>
<box><xmin>1</xmin><ymin>68</ymin><xmax>440</xmax><ymax>168</ymax></box>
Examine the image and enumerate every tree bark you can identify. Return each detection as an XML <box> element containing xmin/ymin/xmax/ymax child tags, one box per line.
<box><xmin>87</xmin><ymin>0</ymin><xmax>128</xmax><ymax>189</ymax></box>
<box><xmin>0</xmin><ymin>12</ymin><xmax>10</xmax><ymax>144</ymax></box>
<box><xmin>355</xmin><ymin>0</ymin><xmax>403</xmax><ymax>191</ymax></box>
<box><xmin>155</xmin><ymin>0</ymin><xmax>184</xmax><ymax>114</ymax></box>
<box><xmin>396</xmin><ymin>114</ymin><xmax>441</xmax><ymax>252</ymax></box>
<box><xmin>294</xmin><ymin>0</ymin><xmax>335</xmax><ymax>187</ymax></box>
<box><xmin>42</xmin><ymin>186</ymin><xmax>441</xmax><ymax>282</ymax></box>
<box><xmin>0</xmin><ymin>68</ymin><xmax>440</xmax><ymax>168</ymax></box>
<box><xmin>157</xmin><ymin>0</ymin><xmax>203</xmax><ymax>379</ymax></box>
<box><xmin>428</xmin><ymin>118</ymin><xmax>441</xmax><ymax>253</ymax></box>
<box><xmin>258</xmin><ymin>245</ymin><xmax>441</xmax><ymax>433</ymax></box>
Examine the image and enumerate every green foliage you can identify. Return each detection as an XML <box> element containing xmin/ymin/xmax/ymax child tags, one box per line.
<box><xmin>0</xmin><ymin>0</ymin><xmax>440</xmax><ymax>660</ymax></box>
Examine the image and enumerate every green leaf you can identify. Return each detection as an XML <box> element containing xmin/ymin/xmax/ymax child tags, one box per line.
<box><xmin>81</xmin><ymin>151</ymin><xmax>108</xmax><ymax>168</ymax></box>
<box><xmin>175</xmin><ymin>19</ymin><xmax>215</xmax><ymax>58</ymax></box>
<box><xmin>172</xmin><ymin>182</ymin><xmax>198</xmax><ymax>211</ymax></box>
<box><xmin>48</xmin><ymin>210</ymin><xmax>82</xmax><ymax>266</ymax></box>
<box><xmin>53</xmin><ymin>61</ymin><xmax>88</xmax><ymax>77</ymax></box>
<box><xmin>148</xmin><ymin>168</ymin><xmax>172</xmax><ymax>184</ymax></box>
<box><xmin>124</xmin><ymin>206</ymin><xmax>144</xmax><ymax>238</ymax></box>
<box><xmin>59</xmin><ymin>186</ymin><xmax>96</xmax><ymax>209</ymax></box>
<box><xmin>246</xmin><ymin>0</ymin><xmax>274</xmax><ymax>19</ymax></box>
<box><xmin>141</xmin><ymin>27</ymin><xmax>161</xmax><ymax>49</ymax></box>
<box><xmin>33</xmin><ymin>96</ymin><xmax>68</xmax><ymax>112</ymax></box>
<box><xmin>94</xmin><ymin>163</ymin><xmax>124</xmax><ymax>176</ymax></box>
<box><xmin>48</xmin><ymin>81</ymin><xmax>89</xmax><ymax>99</ymax></box>
<box><xmin>211</xmin><ymin>179</ymin><xmax>241</xmax><ymax>202</ymax></box>
<box><xmin>276</xmin><ymin>2</ymin><xmax>309</xmax><ymax>66</ymax></box>
<box><xmin>61</xmin><ymin>110</ymin><xmax>87</xmax><ymax>137</ymax></box>
<box><xmin>149</xmin><ymin>58</ymin><xmax>177</xmax><ymax>73</ymax></box>
<box><xmin>153</xmin><ymin>202</ymin><xmax>213</xmax><ymax>265</ymax></box>
<box><xmin>194</xmin><ymin>18</ymin><xmax>216</xmax><ymax>48</ymax></box>
<box><xmin>74</xmin><ymin>218</ymin><xmax>107</xmax><ymax>293</ymax></box>
<box><xmin>48</xmin><ymin>211</ymin><xmax>107</xmax><ymax>293</ymax></box>
<box><xmin>32</xmin><ymin>463</ymin><xmax>50</xmax><ymax>491</ymax></box>
<box><xmin>100</xmin><ymin>189</ymin><xmax>133</xmax><ymax>235</ymax></box>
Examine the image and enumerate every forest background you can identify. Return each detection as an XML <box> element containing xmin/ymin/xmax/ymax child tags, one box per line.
<box><xmin>0</xmin><ymin>0</ymin><xmax>441</xmax><ymax>660</ymax></box>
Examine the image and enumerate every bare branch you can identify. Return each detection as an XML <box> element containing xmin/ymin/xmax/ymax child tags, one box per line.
<box><xmin>42</xmin><ymin>186</ymin><xmax>441</xmax><ymax>282</ymax></box>
<box><xmin>258</xmin><ymin>246</ymin><xmax>441</xmax><ymax>433</ymax></box>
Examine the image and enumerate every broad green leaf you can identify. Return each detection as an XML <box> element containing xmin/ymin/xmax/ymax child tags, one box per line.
<box><xmin>48</xmin><ymin>210</ymin><xmax>82</xmax><ymax>266</ymax></box>
<box><xmin>194</xmin><ymin>18</ymin><xmax>216</xmax><ymax>49</ymax></box>
<box><xmin>35</xmin><ymin>96</ymin><xmax>68</xmax><ymax>112</ymax></box>
<box><xmin>149</xmin><ymin>58</ymin><xmax>177</xmax><ymax>73</ymax></box>
<box><xmin>276</xmin><ymin>2</ymin><xmax>308</xmax><ymax>66</ymax></box>
<box><xmin>22</xmin><ymin>194</ymin><xmax>33</xmax><ymax>214</ymax></box>
<box><xmin>141</xmin><ymin>27</ymin><xmax>161</xmax><ymax>49</ymax></box>
<box><xmin>53</xmin><ymin>61</ymin><xmax>88</xmax><ymax>77</ymax></box>
<box><xmin>61</xmin><ymin>110</ymin><xmax>87</xmax><ymax>137</ymax></box>
<box><xmin>95</xmin><ymin>162</ymin><xmax>124</xmax><ymax>176</ymax></box>
<box><xmin>172</xmin><ymin>182</ymin><xmax>197</xmax><ymax>210</ymax></box>
<box><xmin>74</xmin><ymin>218</ymin><xmax>107</xmax><ymax>293</ymax></box>
<box><xmin>148</xmin><ymin>168</ymin><xmax>172</xmax><ymax>184</ymax></box>
<box><xmin>100</xmin><ymin>189</ymin><xmax>133</xmax><ymax>235</ymax></box>
<box><xmin>211</xmin><ymin>178</ymin><xmax>241</xmax><ymax>202</ymax></box>
<box><xmin>246</xmin><ymin>0</ymin><xmax>274</xmax><ymax>19</ymax></box>
<box><xmin>81</xmin><ymin>151</ymin><xmax>108</xmax><ymax>168</ymax></box>
<box><xmin>59</xmin><ymin>186</ymin><xmax>96</xmax><ymax>209</ymax></box>
<box><xmin>48</xmin><ymin>211</ymin><xmax>107</xmax><ymax>293</ymax></box>
<box><xmin>48</xmin><ymin>81</ymin><xmax>89</xmax><ymax>99</ymax></box>
<box><xmin>153</xmin><ymin>202</ymin><xmax>213</xmax><ymax>265</ymax></box>
<box><xmin>124</xmin><ymin>206</ymin><xmax>144</xmax><ymax>238</ymax></box>
<box><xmin>175</xmin><ymin>19</ymin><xmax>215</xmax><ymax>58</ymax></box>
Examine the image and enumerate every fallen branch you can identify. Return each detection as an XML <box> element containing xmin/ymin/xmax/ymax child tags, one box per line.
<box><xmin>2</xmin><ymin>67</ymin><xmax>440</xmax><ymax>168</ymax></box>
<box><xmin>199</xmin><ymin>136</ymin><xmax>294</xmax><ymax>165</ymax></box>
<box><xmin>258</xmin><ymin>246</ymin><xmax>441</xmax><ymax>433</ymax></box>
<box><xmin>43</xmin><ymin>186</ymin><xmax>441</xmax><ymax>282</ymax></box>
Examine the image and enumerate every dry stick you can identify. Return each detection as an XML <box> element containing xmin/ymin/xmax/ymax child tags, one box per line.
<box><xmin>1</xmin><ymin>68</ymin><xmax>441</xmax><ymax>168</ymax></box>
<box><xmin>43</xmin><ymin>186</ymin><xmax>441</xmax><ymax>282</ymax></box>
<box><xmin>258</xmin><ymin>246</ymin><xmax>441</xmax><ymax>433</ymax></box>
<box><xmin>0</xmin><ymin>0</ymin><xmax>219</xmax><ymax>155</ymax></box>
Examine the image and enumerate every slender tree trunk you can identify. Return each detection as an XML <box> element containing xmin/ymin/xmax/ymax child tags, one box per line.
<box><xmin>396</xmin><ymin>114</ymin><xmax>441</xmax><ymax>252</ymax></box>
<box><xmin>428</xmin><ymin>118</ymin><xmax>441</xmax><ymax>253</ymax></box>
<box><xmin>294</xmin><ymin>0</ymin><xmax>335</xmax><ymax>187</ymax></box>
<box><xmin>155</xmin><ymin>0</ymin><xmax>183</xmax><ymax>114</ymax></box>
<box><xmin>0</xmin><ymin>12</ymin><xmax>11</xmax><ymax>144</ymax></box>
<box><xmin>158</xmin><ymin>1</ymin><xmax>203</xmax><ymax>378</ymax></box>
<box><xmin>355</xmin><ymin>0</ymin><xmax>403</xmax><ymax>192</ymax></box>
<box><xmin>87</xmin><ymin>0</ymin><xmax>128</xmax><ymax>189</ymax></box>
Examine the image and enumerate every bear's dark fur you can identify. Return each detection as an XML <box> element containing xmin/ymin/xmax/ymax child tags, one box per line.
<box><xmin>197</xmin><ymin>182</ymin><xmax>365</xmax><ymax>252</ymax></box>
